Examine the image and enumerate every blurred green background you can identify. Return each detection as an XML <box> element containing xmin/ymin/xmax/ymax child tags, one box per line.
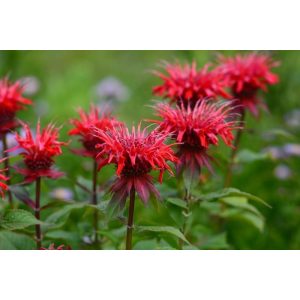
<box><xmin>0</xmin><ymin>50</ymin><xmax>299</xmax><ymax>249</ymax></box>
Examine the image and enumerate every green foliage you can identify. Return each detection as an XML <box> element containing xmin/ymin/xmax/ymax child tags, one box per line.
<box><xmin>0</xmin><ymin>50</ymin><xmax>299</xmax><ymax>250</ymax></box>
<box><xmin>137</xmin><ymin>225</ymin><xmax>190</xmax><ymax>245</ymax></box>
<box><xmin>0</xmin><ymin>209</ymin><xmax>41</xmax><ymax>230</ymax></box>
<box><xmin>0</xmin><ymin>231</ymin><xmax>35</xmax><ymax>250</ymax></box>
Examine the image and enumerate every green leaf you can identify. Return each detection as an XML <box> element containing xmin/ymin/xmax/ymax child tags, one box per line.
<box><xmin>196</xmin><ymin>188</ymin><xmax>271</xmax><ymax>208</ymax></box>
<box><xmin>235</xmin><ymin>149</ymin><xmax>270</xmax><ymax>163</ymax></box>
<box><xmin>45</xmin><ymin>202</ymin><xmax>104</xmax><ymax>228</ymax></box>
<box><xmin>199</xmin><ymin>233</ymin><xmax>230</xmax><ymax>250</ymax></box>
<box><xmin>0</xmin><ymin>209</ymin><xmax>42</xmax><ymax>230</ymax></box>
<box><xmin>0</xmin><ymin>231</ymin><xmax>35</xmax><ymax>249</ymax></box>
<box><xmin>235</xmin><ymin>212</ymin><xmax>264</xmax><ymax>232</ymax></box>
<box><xmin>220</xmin><ymin>196</ymin><xmax>263</xmax><ymax>217</ymax></box>
<box><xmin>45</xmin><ymin>230</ymin><xmax>78</xmax><ymax>242</ymax></box>
<box><xmin>165</xmin><ymin>197</ymin><xmax>188</xmax><ymax>209</ymax></box>
<box><xmin>137</xmin><ymin>225</ymin><xmax>190</xmax><ymax>245</ymax></box>
<box><xmin>134</xmin><ymin>239</ymin><xmax>175</xmax><ymax>250</ymax></box>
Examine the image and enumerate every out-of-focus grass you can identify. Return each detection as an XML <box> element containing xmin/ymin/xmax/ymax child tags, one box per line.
<box><xmin>0</xmin><ymin>50</ymin><xmax>299</xmax><ymax>249</ymax></box>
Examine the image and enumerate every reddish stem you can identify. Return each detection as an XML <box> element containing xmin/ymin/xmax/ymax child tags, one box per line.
<box><xmin>35</xmin><ymin>177</ymin><xmax>42</xmax><ymax>249</ymax></box>
<box><xmin>92</xmin><ymin>159</ymin><xmax>100</xmax><ymax>247</ymax></box>
<box><xmin>2</xmin><ymin>134</ymin><xmax>13</xmax><ymax>207</ymax></box>
<box><xmin>126</xmin><ymin>188</ymin><xmax>136</xmax><ymax>250</ymax></box>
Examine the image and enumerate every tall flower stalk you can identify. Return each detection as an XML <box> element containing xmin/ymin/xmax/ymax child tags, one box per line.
<box><xmin>35</xmin><ymin>177</ymin><xmax>42</xmax><ymax>249</ymax></box>
<box><xmin>94</xmin><ymin>125</ymin><xmax>178</xmax><ymax>250</ymax></box>
<box><xmin>69</xmin><ymin>105</ymin><xmax>123</xmax><ymax>247</ymax></box>
<box><xmin>216</xmin><ymin>53</ymin><xmax>279</xmax><ymax>186</ymax></box>
<box><xmin>0</xmin><ymin>77</ymin><xmax>32</xmax><ymax>205</ymax></box>
<box><xmin>0</xmin><ymin>159</ymin><xmax>8</xmax><ymax>199</ymax></box>
<box><xmin>9</xmin><ymin>121</ymin><xmax>66</xmax><ymax>249</ymax></box>
<box><xmin>1</xmin><ymin>135</ymin><xmax>12</xmax><ymax>205</ymax></box>
<box><xmin>153</xmin><ymin>101</ymin><xmax>240</xmax><ymax>245</ymax></box>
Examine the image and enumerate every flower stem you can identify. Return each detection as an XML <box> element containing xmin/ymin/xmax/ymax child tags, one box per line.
<box><xmin>179</xmin><ymin>187</ymin><xmax>190</xmax><ymax>249</ymax></box>
<box><xmin>224</xmin><ymin>109</ymin><xmax>245</xmax><ymax>187</ymax></box>
<box><xmin>1</xmin><ymin>134</ymin><xmax>13</xmax><ymax>207</ymax></box>
<box><xmin>35</xmin><ymin>177</ymin><xmax>42</xmax><ymax>249</ymax></box>
<box><xmin>92</xmin><ymin>159</ymin><xmax>100</xmax><ymax>248</ymax></box>
<box><xmin>126</xmin><ymin>188</ymin><xmax>136</xmax><ymax>250</ymax></box>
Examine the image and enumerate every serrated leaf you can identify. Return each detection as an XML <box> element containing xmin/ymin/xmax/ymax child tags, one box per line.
<box><xmin>137</xmin><ymin>225</ymin><xmax>190</xmax><ymax>245</ymax></box>
<box><xmin>165</xmin><ymin>197</ymin><xmax>188</xmax><ymax>209</ymax></box>
<box><xmin>196</xmin><ymin>188</ymin><xmax>271</xmax><ymax>208</ymax></box>
<box><xmin>0</xmin><ymin>209</ymin><xmax>42</xmax><ymax>230</ymax></box>
<box><xmin>0</xmin><ymin>231</ymin><xmax>35</xmax><ymax>250</ymax></box>
<box><xmin>235</xmin><ymin>149</ymin><xmax>270</xmax><ymax>163</ymax></box>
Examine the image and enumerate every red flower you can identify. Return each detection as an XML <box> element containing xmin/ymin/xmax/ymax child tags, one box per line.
<box><xmin>40</xmin><ymin>243</ymin><xmax>71</xmax><ymax>250</ymax></box>
<box><xmin>69</xmin><ymin>105</ymin><xmax>123</xmax><ymax>158</ymax></box>
<box><xmin>94</xmin><ymin>125</ymin><xmax>178</xmax><ymax>206</ymax></box>
<box><xmin>153</xmin><ymin>62</ymin><xmax>230</xmax><ymax>108</ymax></box>
<box><xmin>0</xmin><ymin>160</ymin><xmax>9</xmax><ymax>198</ymax></box>
<box><xmin>153</xmin><ymin>101</ymin><xmax>239</xmax><ymax>176</ymax></box>
<box><xmin>216</xmin><ymin>53</ymin><xmax>279</xmax><ymax>117</ymax></box>
<box><xmin>0</xmin><ymin>77</ymin><xmax>32</xmax><ymax>135</ymax></box>
<box><xmin>9</xmin><ymin>121</ymin><xmax>67</xmax><ymax>182</ymax></box>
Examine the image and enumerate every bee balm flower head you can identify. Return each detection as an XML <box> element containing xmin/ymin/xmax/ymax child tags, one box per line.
<box><xmin>153</xmin><ymin>62</ymin><xmax>230</xmax><ymax>108</ymax></box>
<box><xmin>9</xmin><ymin>121</ymin><xmax>66</xmax><ymax>182</ymax></box>
<box><xmin>0</xmin><ymin>77</ymin><xmax>32</xmax><ymax>135</ymax></box>
<box><xmin>94</xmin><ymin>125</ymin><xmax>178</xmax><ymax>206</ymax></box>
<box><xmin>217</xmin><ymin>53</ymin><xmax>279</xmax><ymax>117</ymax></box>
<box><xmin>153</xmin><ymin>101</ymin><xmax>239</xmax><ymax>176</ymax></box>
<box><xmin>69</xmin><ymin>105</ymin><xmax>123</xmax><ymax>158</ymax></box>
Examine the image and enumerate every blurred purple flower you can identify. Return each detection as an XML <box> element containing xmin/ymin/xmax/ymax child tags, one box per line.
<box><xmin>284</xmin><ymin>109</ymin><xmax>300</xmax><ymax>128</ymax></box>
<box><xmin>283</xmin><ymin>144</ymin><xmax>300</xmax><ymax>157</ymax></box>
<box><xmin>274</xmin><ymin>164</ymin><xmax>292</xmax><ymax>180</ymax></box>
<box><xmin>95</xmin><ymin>77</ymin><xmax>129</xmax><ymax>107</ymax></box>
<box><xmin>20</xmin><ymin>76</ymin><xmax>40</xmax><ymax>96</ymax></box>
<box><xmin>1</xmin><ymin>129</ymin><xmax>26</xmax><ymax>156</ymax></box>
<box><xmin>262</xmin><ymin>146</ymin><xmax>286</xmax><ymax>159</ymax></box>
<box><xmin>50</xmin><ymin>188</ymin><xmax>73</xmax><ymax>201</ymax></box>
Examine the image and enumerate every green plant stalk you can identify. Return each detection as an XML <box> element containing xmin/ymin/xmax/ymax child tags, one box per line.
<box><xmin>224</xmin><ymin>109</ymin><xmax>245</xmax><ymax>187</ymax></box>
<box><xmin>35</xmin><ymin>177</ymin><xmax>42</xmax><ymax>249</ymax></box>
<box><xmin>126</xmin><ymin>188</ymin><xmax>136</xmax><ymax>250</ymax></box>
<box><xmin>2</xmin><ymin>134</ymin><xmax>13</xmax><ymax>207</ymax></box>
<box><xmin>178</xmin><ymin>187</ymin><xmax>190</xmax><ymax>250</ymax></box>
<box><xmin>92</xmin><ymin>159</ymin><xmax>100</xmax><ymax>248</ymax></box>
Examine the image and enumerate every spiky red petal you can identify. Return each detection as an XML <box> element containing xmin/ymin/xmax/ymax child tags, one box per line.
<box><xmin>154</xmin><ymin>101</ymin><xmax>239</xmax><ymax>176</ymax></box>
<box><xmin>94</xmin><ymin>125</ymin><xmax>177</xmax><ymax>205</ymax></box>
<box><xmin>153</xmin><ymin>62</ymin><xmax>230</xmax><ymax>108</ymax></box>
<box><xmin>0</xmin><ymin>77</ymin><xmax>32</xmax><ymax>134</ymax></box>
<box><xmin>216</xmin><ymin>53</ymin><xmax>279</xmax><ymax>117</ymax></box>
<box><xmin>69</xmin><ymin>105</ymin><xmax>123</xmax><ymax>158</ymax></box>
<box><xmin>9</xmin><ymin>121</ymin><xmax>66</xmax><ymax>182</ymax></box>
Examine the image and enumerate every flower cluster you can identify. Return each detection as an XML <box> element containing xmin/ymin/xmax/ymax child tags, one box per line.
<box><xmin>0</xmin><ymin>78</ymin><xmax>32</xmax><ymax>135</ymax></box>
<box><xmin>216</xmin><ymin>53</ymin><xmax>279</xmax><ymax>116</ymax></box>
<box><xmin>153</xmin><ymin>62</ymin><xmax>230</xmax><ymax>108</ymax></box>
<box><xmin>94</xmin><ymin>125</ymin><xmax>178</xmax><ymax>205</ymax></box>
<box><xmin>69</xmin><ymin>105</ymin><xmax>123</xmax><ymax>159</ymax></box>
<box><xmin>153</xmin><ymin>101</ymin><xmax>238</xmax><ymax>176</ymax></box>
<box><xmin>9</xmin><ymin>121</ymin><xmax>66</xmax><ymax>182</ymax></box>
